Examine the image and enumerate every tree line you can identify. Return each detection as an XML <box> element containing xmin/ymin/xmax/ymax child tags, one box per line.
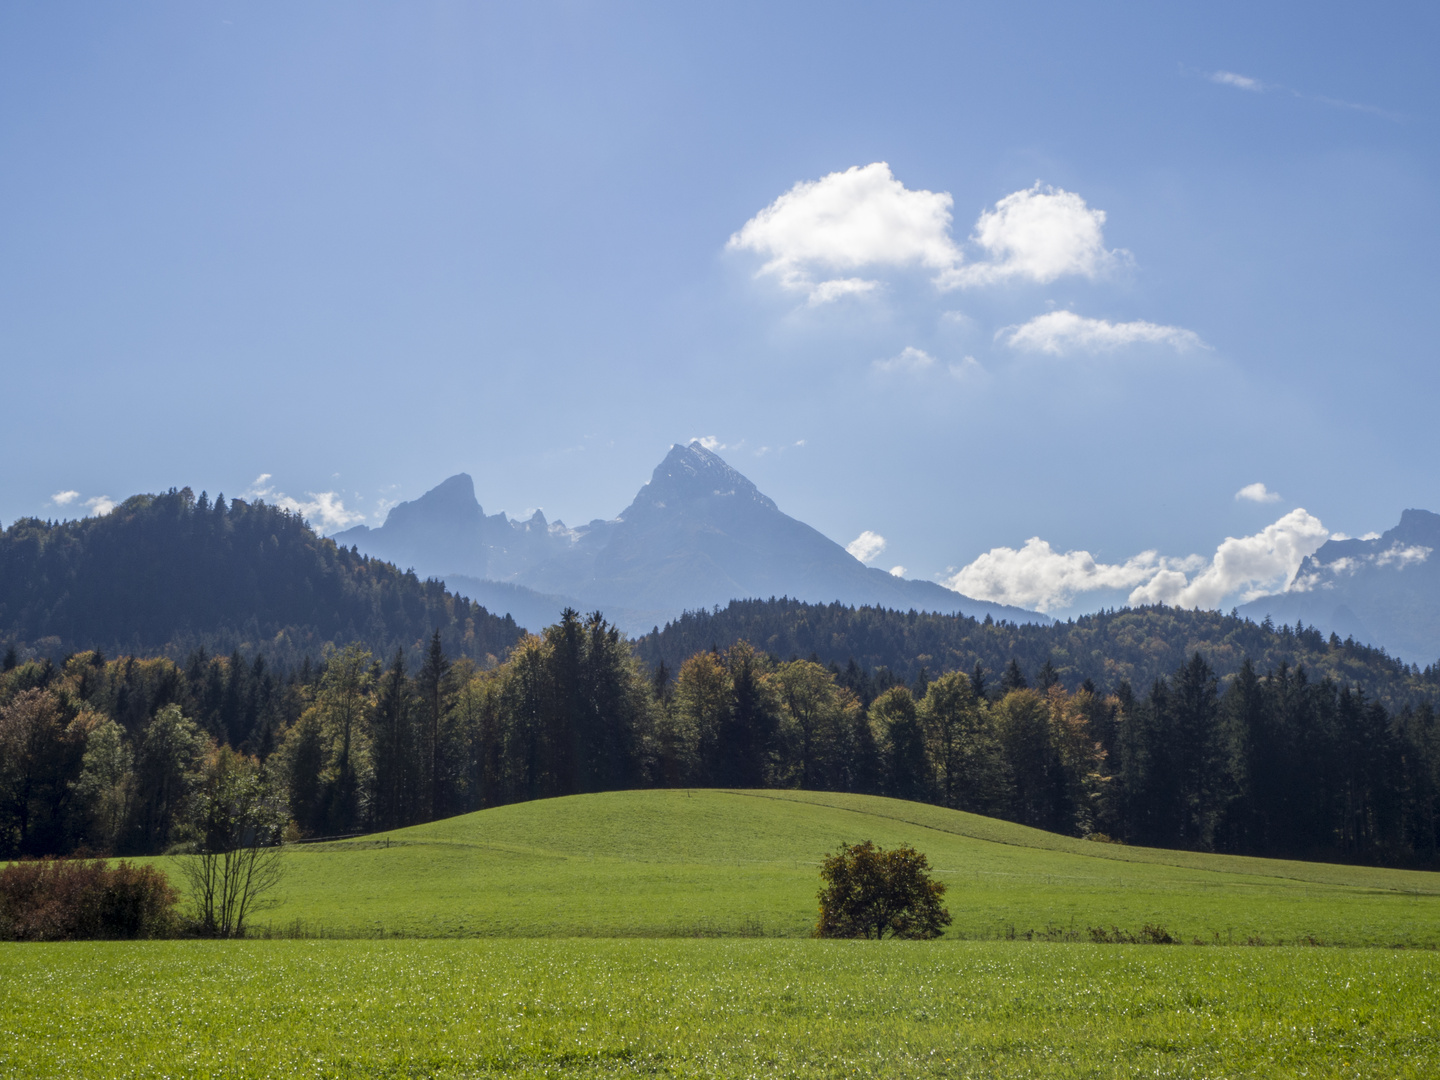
<box><xmin>2</xmin><ymin>609</ymin><xmax>1437</xmax><ymax>867</ymax></box>
<box><xmin>635</xmin><ymin>598</ymin><xmax>1440</xmax><ymax>712</ymax></box>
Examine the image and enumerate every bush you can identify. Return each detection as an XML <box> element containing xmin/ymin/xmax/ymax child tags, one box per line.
<box><xmin>0</xmin><ymin>858</ymin><xmax>178</xmax><ymax>941</ymax></box>
<box><xmin>816</xmin><ymin>840</ymin><xmax>952</xmax><ymax>939</ymax></box>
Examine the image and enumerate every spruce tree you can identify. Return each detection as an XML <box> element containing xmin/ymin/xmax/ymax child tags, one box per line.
<box><xmin>1001</xmin><ymin>659</ymin><xmax>1028</xmax><ymax>693</ymax></box>
<box><xmin>418</xmin><ymin>630</ymin><xmax>451</xmax><ymax>821</ymax></box>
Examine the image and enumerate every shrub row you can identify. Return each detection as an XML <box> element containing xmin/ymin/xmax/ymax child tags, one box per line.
<box><xmin>0</xmin><ymin>858</ymin><xmax>178</xmax><ymax>941</ymax></box>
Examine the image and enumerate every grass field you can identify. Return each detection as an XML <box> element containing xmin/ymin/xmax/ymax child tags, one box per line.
<box><xmin>212</xmin><ymin>789</ymin><xmax>1440</xmax><ymax>946</ymax></box>
<box><xmin>3</xmin><ymin>938</ymin><xmax>1438</xmax><ymax>1078</ymax></box>
<box><xmin>10</xmin><ymin>792</ymin><xmax>1440</xmax><ymax>1077</ymax></box>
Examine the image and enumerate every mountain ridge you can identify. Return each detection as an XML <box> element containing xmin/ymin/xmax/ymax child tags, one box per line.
<box><xmin>1240</xmin><ymin>508</ymin><xmax>1440</xmax><ymax>664</ymax></box>
<box><xmin>335</xmin><ymin>442</ymin><xmax>1049</xmax><ymax>634</ymax></box>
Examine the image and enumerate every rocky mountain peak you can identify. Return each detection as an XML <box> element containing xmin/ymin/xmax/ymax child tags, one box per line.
<box><xmin>383</xmin><ymin>472</ymin><xmax>483</xmax><ymax>529</ymax></box>
<box><xmin>624</xmin><ymin>441</ymin><xmax>778</xmax><ymax>518</ymax></box>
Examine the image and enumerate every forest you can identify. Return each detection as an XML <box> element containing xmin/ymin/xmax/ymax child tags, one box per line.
<box><xmin>0</xmin><ymin>487</ymin><xmax>522</xmax><ymax>668</ymax></box>
<box><xmin>635</xmin><ymin>597</ymin><xmax>1440</xmax><ymax>711</ymax></box>
<box><xmin>2</xmin><ymin>609</ymin><xmax>1436</xmax><ymax>868</ymax></box>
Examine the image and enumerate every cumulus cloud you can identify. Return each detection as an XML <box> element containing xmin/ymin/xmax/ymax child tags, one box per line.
<box><xmin>246</xmin><ymin>474</ymin><xmax>365</xmax><ymax>535</ymax></box>
<box><xmin>729</xmin><ymin>167</ymin><xmax>1122</xmax><ymax>303</ymax></box>
<box><xmin>846</xmin><ymin>530</ymin><xmax>888</xmax><ymax>563</ymax></box>
<box><xmin>1235</xmin><ymin>482</ymin><xmax>1281</xmax><ymax>504</ymax></box>
<box><xmin>999</xmin><ymin>311</ymin><xmax>1206</xmax><ymax>355</ymax></box>
<box><xmin>946</xmin><ymin>538</ymin><xmax>1175</xmax><ymax>612</ymax></box>
<box><xmin>692</xmin><ymin>436</ymin><xmax>727</xmax><ymax>451</ymax></box>
<box><xmin>50</xmin><ymin>490</ymin><xmax>80</xmax><ymax>506</ymax></box>
<box><xmin>950</xmin><ymin>184</ymin><xmax>1120</xmax><ymax>287</ymax></box>
<box><xmin>873</xmin><ymin>346</ymin><xmax>936</xmax><ymax>374</ymax></box>
<box><xmin>889</xmin><ymin>565</ymin><xmax>907</xmax><ymax>577</ymax></box>
<box><xmin>728</xmin><ymin>162</ymin><xmax>960</xmax><ymax>303</ymax></box>
<box><xmin>1212</xmin><ymin>70</ymin><xmax>1264</xmax><ymax>91</ymax></box>
<box><xmin>1128</xmin><ymin>509</ymin><xmax>1330</xmax><ymax>608</ymax></box>
<box><xmin>946</xmin><ymin>509</ymin><xmax>1330</xmax><ymax>613</ymax></box>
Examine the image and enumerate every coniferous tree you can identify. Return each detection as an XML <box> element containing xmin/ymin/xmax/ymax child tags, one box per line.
<box><xmin>1001</xmin><ymin>659</ymin><xmax>1028</xmax><ymax>693</ymax></box>
<box><xmin>417</xmin><ymin>630</ymin><xmax>452</xmax><ymax>821</ymax></box>
<box><xmin>970</xmin><ymin>661</ymin><xmax>988</xmax><ymax>702</ymax></box>
<box><xmin>719</xmin><ymin>641</ymin><xmax>778</xmax><ymax>787</ymax></box>
<box><xmin>371</xmin><ymin>649</ymin><xmax>417</xmax><ymax>830</ymax></box>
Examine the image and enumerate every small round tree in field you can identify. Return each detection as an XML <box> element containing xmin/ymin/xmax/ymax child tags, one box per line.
<box><xmin>815</xmin><ymin>840</ymin><xmax>952</xmax><ymax>939</ymax></box>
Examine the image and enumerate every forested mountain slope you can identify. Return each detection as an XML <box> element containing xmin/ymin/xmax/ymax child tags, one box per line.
<box><xmin>0</xmin><ymin>488</ymin><xmax>522</xmax><ymax>667</ymax></box>
<box><xmin>635</xmin><ymin>598</ymin><xmax>1438</xmax><ymax>710</ymax></box>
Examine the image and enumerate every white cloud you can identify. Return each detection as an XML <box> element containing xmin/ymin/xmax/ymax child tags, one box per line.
<box><xmin>1235</xmin><ymin>482</ymin><xmax>1281</xmax><ymax>504</ymax></box>
<box><xmin>806</xmin><ymin>278</ymin><xmax>880</xmax><ymax>305</ymax></box>
<box><xmin>1128</xmin><ymin>509</ymin><xmax>1330</xmax><ymax>608</ymax></box>
<box><xmin>693</xmin><ymin>436</ymin><xmax>726</xmax><ymax>451</ymax></box>
<box><xmin>728</xmin><ymin>162</ymin><xmax>960</xmax><ymax>303</ymax></box>
<box><xmin>1212</xmin><ymin>70</ymin><xmax>1264</xmax><ymax>91</ymax></box>
<box><xmin>1375</xmin><ymin>543</ymin><xmax>1431</xmax><ymax>569</ymax></box>
<box><xmin>949</xmin><ymin>184</ymin><xmax>1120</xmax><ymax>287</ymax></box>
<box><xmin>50</xmin><ymin>490</ymin><xmax>80</xmax><ymax>506</ymax></box>
<box><xmin>873</xmin><ymin>346</ymin><xmax>936</xmax><ymax>374</ymax></box>
<box><xmin>731</xmin><ymin>168</ymin><xmax>1129</xmax><ymax>304</ymax></box>
<box><xmin>946</xmin><ymin>538</ymin><xmax>1172</xmax><ymax>612</ymax></box>
<box><xmin>84</xmin><ymin>496</ymin><xmax>116</xmax><ymax>516</ymax></box>
<box><xmin>889</xmin><ymin>565</ymin><xmax>907</xmax><ymax>577</ymax></box>
<box><xmin>246</xmin><ymin>475</ymin><xmax>364</xmax><ymax>535</ymax></box>
<box><xmin>999</xmin><ymin>310</ymin><xmax>1206</xmax><ymax>355</ymax></box>
<box><xmin>946</xmin><ymin>509</ymin><xmax>1330</xmax><ymax>613</ymax></box>
<box><xmin>846</xmin><ymin>530</ymin><xmax>887</xmax><ymax>563</ymax></box>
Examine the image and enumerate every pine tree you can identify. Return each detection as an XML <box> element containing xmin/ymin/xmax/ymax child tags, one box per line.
<box><xmin>1001</xmin><ymin>659</ymin><xmax>1028</xmax><ymax>693</ymax></box>
<box><xmin>418</xmin><ymin>630</ymin><xmax>451</xmax><ymax>821</ymax></box>
<box><xmin>371</xmin><ymin>649</ymin><xmax>416</xmax><ymax>830</ymax></box>
<box><xmin>970</xmin><ymin>661</ymin><xmax>987</xmax><ymax>702</ymax></box>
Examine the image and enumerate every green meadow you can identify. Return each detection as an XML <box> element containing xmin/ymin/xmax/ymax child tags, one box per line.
<box><xmin>3</xmin><ymin>939</ymin><xmax>1438</xmax><ymax>1078</ymax></box>
<box><xmin>8</xmin><ymin>790</ymin><xmax>1440</xmax><ymax>1078</ymax></box>
<box><xmin>242</xmin><ymin>789</ymin><xmax>1440</xmax><ymax>946</ymax></box>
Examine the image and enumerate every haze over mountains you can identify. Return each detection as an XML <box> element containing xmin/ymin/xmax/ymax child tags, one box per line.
<box><xmin>335</xmin><ymin>443</ymin><xmax>1049</xmax><ymax>635</ymax></box>
<box><xmin>1240</xmin><ymin>510</ymin><xmax>1440</xmax><ymax>665</ymax></box>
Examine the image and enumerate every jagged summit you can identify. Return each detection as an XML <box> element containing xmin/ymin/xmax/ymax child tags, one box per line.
<box><xmin>626</xmin><ymin>442</ymin><xmax>778</xmax><ymax>518</ymax></box>
<box><xmin>1240</xmin><ymin>508</ymin><xmax>1440</xmax><ymax>663</ymax></box>
<box><xmin>336</xmin><ymin>444</ymin><xmax>1051</xmax><ymax>634</ymax></box>
<box><xmin>383</xmin><ymin>472</ymin><xmax>483</xmax><ymax>529</ymax></box>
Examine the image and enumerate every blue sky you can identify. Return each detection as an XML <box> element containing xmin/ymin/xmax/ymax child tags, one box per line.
<box><xmin>2</xmin><ymin>2</ymin><xmax>1436</xmax><ymax>617</ymax></box>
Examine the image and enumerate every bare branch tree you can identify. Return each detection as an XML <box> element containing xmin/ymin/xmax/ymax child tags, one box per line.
<box><xmin>182</xmin><ymin>748</ymin><xmax>286</xmax><ymax>938</ymax></box>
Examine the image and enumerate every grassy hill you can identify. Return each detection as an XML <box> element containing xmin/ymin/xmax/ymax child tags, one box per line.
<box><xmin>237</xmin><ymin>789</ymin><xmax>1440</xmax><ymax>945</ymax></box>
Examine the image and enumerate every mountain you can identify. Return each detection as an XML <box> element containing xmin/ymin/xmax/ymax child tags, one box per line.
<box><xmin>0</xmin><ymin>488</ymin><xmax>523</xmax><ymax>667</ymax></box>
<box><xmin>335</xmin><ymin>442</ymin><xmax>1049</xmax><ymax>634</ymax></box>
<box><xmin>633</xmin><ymin>597</ymin><xmax>1438</xmax><ymax>711</ymax></box>
<box><xmin>1239</xmin><ymin>509</ymin><xmax>1440</xmax><ymax>664</ymax></box>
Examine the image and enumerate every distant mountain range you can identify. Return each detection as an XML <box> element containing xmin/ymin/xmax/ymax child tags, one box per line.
<box><xmin>335</xmin><ymin>442</ymin><xmax>1049</xmax><ymax>634</ymax></box>
<box><xmin>1240</xmin><ymin>509</ymin><xmax>1440</xmax><ymax>664</ymax></box>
